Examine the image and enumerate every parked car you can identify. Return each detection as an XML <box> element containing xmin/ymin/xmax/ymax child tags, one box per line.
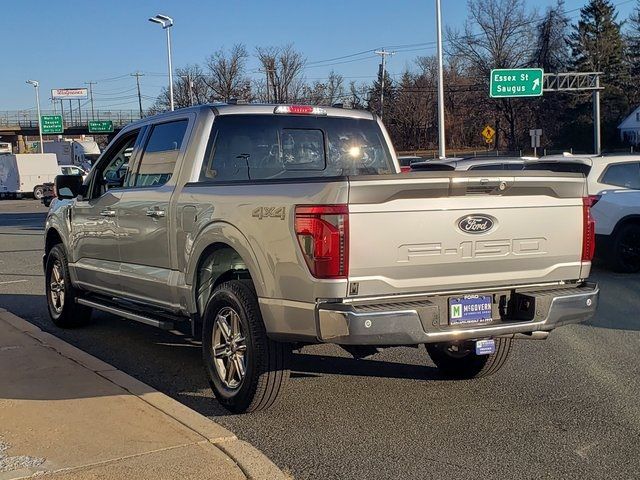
<box><xmin>586</xmin><ymin>156</ymin><xmax>640</xmax><ymax>272</ymax></box>
<box><xmin>40</xmin><ymin>183</ymin><xmax>55</xmax><ymax>207</ymax></box>
<box><xmin>410</xmin><ymin>157</ymin><xmax>526</xmax><ymax>172</ymax></box>
<box><xmin>397</xmin><ymin>155</ymin><xmax>423</xmax><ymax>172</ymax></box>
<box><xmin>45</xmin><ymin>103</ymin><xmax>599</xmax><ymax>413</ymax></box>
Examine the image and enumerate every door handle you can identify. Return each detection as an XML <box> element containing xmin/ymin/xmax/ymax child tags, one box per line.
<box><xmin>146</xmin><ymin>208</ymin><xmax>166</xmax><ymax>218</ymax></box>
<box><xmin>99</xmin><ymin>209</ymin><xmax>116</xmax><ymax>217</ymax></box>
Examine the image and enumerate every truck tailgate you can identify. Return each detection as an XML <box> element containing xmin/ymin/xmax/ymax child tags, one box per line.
<box><xmin>347</xmin><ymin>172</ymin><xmax>587</xmax><ymax>297</ymax></box>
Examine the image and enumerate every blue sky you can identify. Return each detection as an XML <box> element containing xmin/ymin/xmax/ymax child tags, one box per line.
<box><xmin>3</xmin><ymin>0</ymin><xmax>636</xmax><ymax>112</ymax></box>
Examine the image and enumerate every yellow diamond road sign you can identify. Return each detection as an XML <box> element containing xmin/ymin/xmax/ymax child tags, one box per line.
<box><xmin>482</xmin><ymin>125</ymin><xmax>496</xmax><ymax>142</ymax></box>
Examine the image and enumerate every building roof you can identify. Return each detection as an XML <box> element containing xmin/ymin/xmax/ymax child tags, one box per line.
<box><xmin>618</xmin><ymin>106</ymin><xmax>640</xmax><ymax>130</ymax></box>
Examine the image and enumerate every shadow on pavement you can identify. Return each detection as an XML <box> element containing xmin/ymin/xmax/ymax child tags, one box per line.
<box><xmin>0</xmin><ymin>212</ymin><xmax>47</xmax><ymax>229</ymax></box>
<box><xmin>586</xmin><ymin>270</ymin><xmax>640</xmax><ymax>332</ymax></box>
<box><xmin>291</xmin><ymin>352</ymin><xmax>441</xmax><ymax>380</ymax></box>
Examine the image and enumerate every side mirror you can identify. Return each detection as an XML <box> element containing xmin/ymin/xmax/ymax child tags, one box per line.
<box><xmin>54</xmin><ymin>175</ymin><xmax>83</xmax><ymax>199</ymax></box>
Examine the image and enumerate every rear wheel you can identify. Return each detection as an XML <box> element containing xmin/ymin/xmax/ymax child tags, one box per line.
<box><xmin>33</xmin><ymin>186</ymin><xmax>44</xmax><ymax>200</ymax></box>
<box><xmin>45</xmin><ymin>244</ymin><xmax>92</xmax><ymax>328</ymax></box>
<box><xmin>609</xmin><ymin>224</ymin><xmax>640</xmax><ymax>273</ymax></box>
<box><xmin>426</xmin><ymin>337</ymin><xmax>512</xmax><ymax>379</ymax></box>
<box><xmin>202</xmin><ymin>280</ymin><xmax>291</xmax><ymax>413</ymax></box>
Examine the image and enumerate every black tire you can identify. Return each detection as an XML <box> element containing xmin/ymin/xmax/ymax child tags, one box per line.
<box><xmin>45</xmin><ymin>244</ymin><xmax>92</xmax><ymax>328</ymax></box>
<box><xmin>202</xmin><ymin>280</ymin><xmax>291</xmax><ymax>413</ymax></box>
<box><xmin>33</xmin><ymin>186</ymin><xmax>44</xmax><ymax>200</ymax></box>
<box><xmin>608</xmin><ymin>223</ymin><xmax>640</xmax><ymax>273</ymax></box>
<box><xmin>426</xmin><ymin>337</ymin><xmax>512</xmax><ymax>379</ymax></box>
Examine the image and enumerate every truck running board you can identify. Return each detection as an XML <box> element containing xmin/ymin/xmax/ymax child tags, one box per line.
<box><xmin>76</xmin><ymin>297</ymin><xmax>175</xmax><ymax>330</ymax></box>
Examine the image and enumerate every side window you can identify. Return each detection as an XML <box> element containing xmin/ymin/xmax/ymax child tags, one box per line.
<box><xmin>200</xmin><ymin>117</ymin><xmax>280</xmax><ymax>182</ymax></box>
<box><xmin>88</xmin><ymin>130</ymin><xmax>140</xmax><ymax>199</ymax></box>
<box><xmin>134</xmin><ymin>120</ymin><xmax>188</xmax><ymax>187</ymax></box>
<box><xmin>601</xmin><ymin>162</ymin><xmax>640</xmax><ymax>189</ymax></box>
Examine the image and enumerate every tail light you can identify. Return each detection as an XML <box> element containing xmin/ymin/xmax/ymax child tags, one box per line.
<box><xmin>295</xmin><ymin>205</ymin><xmax>349</xmax><ymax>279</ymax></box>
<box><xmin>582</xmin><ymin>196</ymin><xmax>598</xmax><ymax>261</ymax></box>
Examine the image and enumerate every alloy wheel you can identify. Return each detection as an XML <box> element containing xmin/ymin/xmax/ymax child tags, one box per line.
<box><xmin>212</xmin><ymin>306</ymin><xmax>247</xmax><ymax>389</ymax></box>
<box><xmin>49</xmin><ymin>260</ymin><xmax>65</xmax><ymax>314</ymax></box>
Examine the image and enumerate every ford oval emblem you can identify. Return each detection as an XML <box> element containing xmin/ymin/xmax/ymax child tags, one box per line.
<box><xmin>457</xmin><ymin>215</ymin><xmax>495</xmax><ymax>234</ymax></box>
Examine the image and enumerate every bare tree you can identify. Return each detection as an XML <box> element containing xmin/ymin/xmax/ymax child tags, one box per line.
<box><xmin>255</xmin><ymin>44</ymin><xmax>306</xmax><ymax>103</ymax></box>
<box><xmin>532</xmin><ymin>0</ymin><xmax>571</xmax><ymax>72</ymax></box>
<box><xmin>300</xmin><ymin>71</ymin><xmax>345</xmax><ymax>105</ymax></box>
<box><xmin>345</xmin><ymin>81</ymin><xmax>368</xmax><ymax>109</ymax></box>
<box><xmin>448</xmin><ymin>0</ymin><xmax>536</xmax><ymax>149</ymax></box>
<box><xmin>205</xmin><ymin>44</ymin><xmax>252</xmax><ymax>101</ymax></box>
<box><xmin>149</xmin><ymin>64</ymin><xmax>212</xmax><ymax>113</ymax></box>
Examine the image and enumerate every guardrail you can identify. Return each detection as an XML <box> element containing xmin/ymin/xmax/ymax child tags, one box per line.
<box><xmin>0</xmin><ymin>110</ymin><xmax>143</xmax><ymax>128</ymax></box>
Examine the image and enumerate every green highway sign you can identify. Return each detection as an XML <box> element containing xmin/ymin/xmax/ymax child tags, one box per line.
<box><xmin>490</xmin><ymin>68</ymin><xmax>544</xmax><ymax>98</ymax></box>
<box><xmin>88</xmin><ymin>120</ymin><xmax>114</xmax><ymax>133</ymax></box>
<box><xmin>40</xmin><ymin>115</ymin><xmax>64</xmax><ymax>134</ymax></box>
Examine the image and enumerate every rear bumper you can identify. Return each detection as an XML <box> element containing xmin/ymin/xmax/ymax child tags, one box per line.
<box><xmin>316</xmin><ymin>282</ymin><xmax>599</xmax><ymax>345</ymax></box>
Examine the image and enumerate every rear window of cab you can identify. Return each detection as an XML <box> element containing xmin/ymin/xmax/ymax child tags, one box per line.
<box><xmin>198</xmin><ymin>114</ymin><xmax>394</xmax><ymax>182</ymax></box>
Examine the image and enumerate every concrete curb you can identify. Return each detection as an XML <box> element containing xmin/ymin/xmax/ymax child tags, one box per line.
<box><xmin>0</xmin><ymin>309</ymin><xmax>288</xmax><ymax>480</ymax></box>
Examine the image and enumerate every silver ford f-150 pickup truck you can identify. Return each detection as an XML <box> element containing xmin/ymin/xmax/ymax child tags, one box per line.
<box><xmin>45</xmin><ymin>104</ymin><xmax>599</xmax><ymax>412</ymax></box>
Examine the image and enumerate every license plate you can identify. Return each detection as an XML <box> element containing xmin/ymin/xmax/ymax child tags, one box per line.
<box><xmin>475</xmin><ymin>339</ymin><xmax>496</xmax><ymax>355</ymax></box>
<box><xmin>448</xmin><ymin>294</ymin><xmax>493</xmax><ymax>325</ymax></box>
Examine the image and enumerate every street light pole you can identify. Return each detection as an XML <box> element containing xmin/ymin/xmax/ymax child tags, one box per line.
<box><xmin>435</xmin><ymin>0</ymin><xmax>446</xmax><ymax>159</ymax></box>
<box><xmin>26</xmin><ymin>80</ymin><xmax>43</xmax><ymax>153</ymax></box>
<box><xmin>149</xmin><ymin>14</ymin><xmax>175</xmax><ymax>111</ymax></box>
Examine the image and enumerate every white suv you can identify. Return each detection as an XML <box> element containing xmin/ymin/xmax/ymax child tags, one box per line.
<box><xmin>587</xmin><ymin>156</ymin><xmax>640</xmax><ymax>272</ymax></box>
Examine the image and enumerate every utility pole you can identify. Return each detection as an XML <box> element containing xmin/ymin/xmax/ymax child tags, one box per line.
<box><xmin>85</xmin><ymin>81</ymin><xmax>97</xmax><ymax>120</ymax></box>
<box><xmin>131</xmin><ymin>72</ymin><xmax>144</xmax><ymax>117</ymax></box>
<box><xmin>186</xmin><ymin>73</ymin><xmax>195</xmax><ymax>106</ymax></box>
<box><xmin>374</xmin><ymin>49</ymin><xmax>394</xmax><ymax>119</ymax></box>
<box><xmin>435</xmin><ymin>0</ymin><xmax>446</xmax><ymax>159</ymax></box>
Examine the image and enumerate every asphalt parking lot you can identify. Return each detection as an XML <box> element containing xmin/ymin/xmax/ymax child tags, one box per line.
<box><xmin>1</xmin><ymin>199</ymin><xmax>639</xmax><ymax>480</ymax></box>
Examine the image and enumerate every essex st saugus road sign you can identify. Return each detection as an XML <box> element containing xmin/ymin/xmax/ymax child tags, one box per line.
<box><xmin>490</xmin><ymin>68</ymin><xmax>544</xmax><ymax>98</ymax></box>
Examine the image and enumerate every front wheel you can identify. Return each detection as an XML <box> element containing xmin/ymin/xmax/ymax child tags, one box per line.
<box><xmin>426</xmin><ymin>337</ymin><xmax>512</xmax><ymax>379</ymax></box>
<box><xmin>202</xmin><ymin>280</ymin><xmax>291</xmax><ymax>413</ymax></box>
<box><xmin>45</xmin><ymin>244</ymin><xmax>92</xmax><ymax>328</ymax></box>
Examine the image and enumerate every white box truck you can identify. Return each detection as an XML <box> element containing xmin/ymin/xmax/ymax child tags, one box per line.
<box><xmin>0</xmin><ymin>154</ymin><xmax>60</xmax><ymax>199</ymax></box>
<box><xmin>43</xmin><ymin>139</ymin><xmax>101</xmax><ymax>168</ymax></box>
